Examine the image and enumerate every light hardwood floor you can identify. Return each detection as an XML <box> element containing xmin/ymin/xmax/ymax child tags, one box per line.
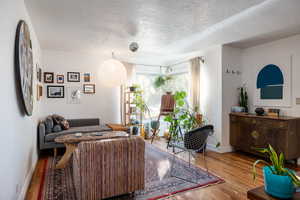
<box><xmin>25</xmin><ymin>139</ymin><xmax>299</xmax><ymax>200</ymax></box>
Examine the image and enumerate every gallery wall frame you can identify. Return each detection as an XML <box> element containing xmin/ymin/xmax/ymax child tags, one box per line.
<box><xmin>67</xmin><ymin>72</ymin><xmax>80</xmax><ymax>82</ymax></box>
<box><xmin>47</xmin><ymin>85</ymin><xmax>65</xmax><ymax>98</ymax></box>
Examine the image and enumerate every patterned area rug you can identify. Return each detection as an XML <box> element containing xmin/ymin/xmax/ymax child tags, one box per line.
<box><xmin>39</xmin><ymin>143</ymin><xmax>223</xmax><ymax>200</ymax></box>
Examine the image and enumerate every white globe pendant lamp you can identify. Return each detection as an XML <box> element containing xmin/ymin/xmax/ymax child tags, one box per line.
<box><xmin>99</xmin><ymin>53</ymin><xmax>127</xmax><ymax>87</ymax></box>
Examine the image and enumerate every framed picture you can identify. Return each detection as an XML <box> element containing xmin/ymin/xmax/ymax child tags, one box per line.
<box><xmin>83</xmin><ymin>84</ymin><xmax>95</xmax><ymax>94</ymax></box>
<box><xmin>254</xmin><ymin>56</ymin><xmax>292</xmax><ymax>107</ymax></box>
<box><xmin>37</xmin><ymin>84</ymin><xmax>42</xmax><ymax>101</ymax></box>
<box><xmin>47</xmin><ymin>86</ymin><xmax>64</xmax><ymax>98</ymax></box>
<box><xmin>57</xmin><ymin>74</ymin><xmax>64</xmax><ymax>84</ymax></box>
<box><xmin>84</xmin><ymin>73</ymin><xmax>91</xmax><ymax>82</ymax></box>
<box><xmin>67</xmin><ymin>72</ymin><xmax>80</xmax><ymax>82</ymax></box>
<box><xmin>15</xmin><ymin>20</ymin><xmax>34</xmax><ymax>116</ymax></box>
<box><xmin>38</xmin><ymin>67</ymin><xmax>42</xmax><ymax>82</ymax></box>
<box><xmin>44</xmin><ymin>72</ymin><xmax>54</xmax><ymax>83</ymax></box>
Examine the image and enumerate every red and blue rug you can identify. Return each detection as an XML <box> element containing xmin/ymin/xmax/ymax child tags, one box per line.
<box><xmin>38</xmin><ymin>143</ymin><xmax>223</xmax><ymax>200</ymax></box>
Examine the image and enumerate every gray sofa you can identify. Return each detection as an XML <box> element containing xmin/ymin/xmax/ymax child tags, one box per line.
<box><xmin>38</xmin><ymin>118</ymin><xmax>112</xmax><ymax>150</ymax></box>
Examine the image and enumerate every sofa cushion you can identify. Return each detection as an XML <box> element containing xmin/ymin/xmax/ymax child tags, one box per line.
<box><xmin>45</xmin><ymin>125</ymin><xmax>112</xmax><ymax>142</ymax></box>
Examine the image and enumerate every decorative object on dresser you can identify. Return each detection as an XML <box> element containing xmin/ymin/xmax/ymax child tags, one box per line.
<box><xmin>47</xmin><ymin>85</ymin><xmax>64</xmax><ymax>98</ymax></box>
<box><xmin>267</xmin><ymin>108</ymin><xmax>280</xmax><ymax>117</ymax></box>
<box><xmin>67</xmin><ymin>72</ymin><xmax>80</xmax><ymax>82</ymax></box>
<box><xmin>83</xmin><ymin>84</ymin><xmax>95</xmax><ymax>94</ymax></box>
<box><xmin>44</xmin><ymin>72</ymin><xmax>54</xmax><ymax>83</ymax></box>
<box><xmin>15</xmin><ymin>20</ymin><xmax>34</xmax><ymax>116</ymax></box>
<box><xmin>238</xmin><ymin>85</ymin><xmax>248</xmax><ymax>113</ymax></box>
<box><xmin>230</xmin><ymin>112</ymin><xmax>300</xmax><ymax>161</ymax></box>
<box><xmin>255</xmin><ymin>107</ymin><xmax>265</xmax><ymax>116</ymax></box>
<box><xmin>56</xmin><ymin>74</ymin><xmax>64</xmax><ymax>83</ymax></box>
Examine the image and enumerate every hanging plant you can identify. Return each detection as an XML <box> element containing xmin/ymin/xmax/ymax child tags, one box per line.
<box><xmin>153</xmin><ymin>75</ymin><xmax>173</xmax><ymax>89</ymax></box>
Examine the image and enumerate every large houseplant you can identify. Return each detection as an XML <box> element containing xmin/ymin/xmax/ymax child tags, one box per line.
<box><xmin>253</xmin><ymin>144</ymin><xmax>300</xmax><ymax>198</ymax></box>
<box><xmin>163</xmin><ymin>91</ymin><xmax>218</xmax><ymax>143</ymax></box>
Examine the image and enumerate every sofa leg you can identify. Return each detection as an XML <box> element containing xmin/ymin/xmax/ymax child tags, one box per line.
<box><xmin>54</xmin><ymin>148</ymin><xmax>57</xmax><ymax>158</ymax></box>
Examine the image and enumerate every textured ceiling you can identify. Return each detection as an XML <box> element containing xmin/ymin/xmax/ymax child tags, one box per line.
<box><xmin>25</xmin><ymin>0</ymin><xmax>266</xmax><ymax>64</ymax></box>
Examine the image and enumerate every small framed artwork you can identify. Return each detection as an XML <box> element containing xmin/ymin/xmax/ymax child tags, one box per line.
<box><xmin>44</xmin><ymin>72</ymin><xmax>54</xmax><ymax>83</ymax></box>
<box><xmin>84</xmin><ymin>73</ymin><xmax>91</xmax><ymax>82</ymax></box>
<box><xmin>37</xmin><ymin>84</ymin><xmax>42</xmax><ymax>101</ymax></box>
<box><xmin>57</xmin><ymin>74</ymin><xmax>64</xmax><ymax>84</ymax></box>
<box><xmin>67</xmin><ymin>72</ymin><xmax>80</xmax><ymax>82</ymax></box>
<box><xmin>83</xmin><ymin>84</ymin><xmax>95</xmax><ymax>94</ymax></box>
<box><xmin>36</xmin><ymin>64</ymin><xmax>42</xmax><ymax>82</ymax></box>
<box><xmin>47</xmin><ymin>86</ymin><xmax>64</xmax><ymax>98</ymax></box>
<box><xmin>38</xmin><ymin>68</ymin><xmax>42</xmax><ymax>82</ymax></box>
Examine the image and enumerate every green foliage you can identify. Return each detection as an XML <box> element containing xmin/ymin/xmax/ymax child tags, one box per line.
<box><xmin>239</xmin><ymin>86</ymin><xmax>248</xmax><ymax>112</ymax></box>
<box><xmin>252</xmin><ymin>144</ymin><xmax>300</xmax><ymax>186</ymax></box>
<box><xmin>132</xmin><ymin>85</ymin><xmax>151</xmax><ymax>119</ymax></box>
<box><xmin>153</xmin><ymin>75</ymin><xmax>173</xmax><ymax>89</ymax></box>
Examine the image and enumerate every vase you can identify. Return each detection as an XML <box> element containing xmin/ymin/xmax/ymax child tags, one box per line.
<box><xmin>263</xmin><ymin>166</ymin><xmax>295</xmax><ymax>199</ymax></box>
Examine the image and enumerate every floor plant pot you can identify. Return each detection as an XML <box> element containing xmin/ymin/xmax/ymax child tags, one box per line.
<box><xmin>263</xmin><ymin>166</ymin><xmax>295</xmax><ymax>199</ymax></box>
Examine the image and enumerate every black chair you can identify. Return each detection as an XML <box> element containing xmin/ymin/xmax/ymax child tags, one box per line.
<box><xmin>169</xmin><ymin>125</ymin><xmax>214</xmax><ymax>183</ymax></box>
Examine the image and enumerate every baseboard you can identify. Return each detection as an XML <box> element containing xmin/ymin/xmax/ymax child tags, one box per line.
<box><xmin>207</xmin><ymin>143</ymin><xmax>234</xmax><ymax>153</ymax></box>
<box><xmin>18</xmin><ymin>158</ymin><xmax>37</xmax><ymax>200</ymax></box>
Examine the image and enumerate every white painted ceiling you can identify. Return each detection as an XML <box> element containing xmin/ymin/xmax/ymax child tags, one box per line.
<box><xmin>25</xmin><ymin>0</ymin><xmax>300</xmax><ymax>65</ymax></box>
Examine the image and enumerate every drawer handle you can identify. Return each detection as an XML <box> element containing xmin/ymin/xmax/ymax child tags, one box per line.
<box><xmin>251</xmin><ymin>131</ymin><xmax>259</xmax><ymax>139</ymax></box>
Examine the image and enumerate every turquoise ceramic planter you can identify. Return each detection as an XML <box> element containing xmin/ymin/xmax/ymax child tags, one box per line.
<box><xmin>263</xmin><ymin>166</ymin><xmax>295</xmax><ymax>199</ymax></box>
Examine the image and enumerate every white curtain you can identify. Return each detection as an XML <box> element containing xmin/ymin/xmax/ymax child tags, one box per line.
<box><xmin>189</xmin><ymin>57</ymin><xmax>201</xmax><ymax>111</ymax></box>
<box><xmin>120</xmin><ymin>62</ymin><xmax>136</xmax><ymax>124</ymax></box>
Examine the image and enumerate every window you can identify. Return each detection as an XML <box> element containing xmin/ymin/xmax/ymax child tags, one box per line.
<box><xmin>135</xmin><ymin>71</ymin><xmax>190</xmax><ymax>119</ymax></box>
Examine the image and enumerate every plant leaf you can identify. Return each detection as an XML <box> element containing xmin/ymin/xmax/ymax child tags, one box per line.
<box><xmin>252</xmin><ymin>159</ymin><xmax>272</xmax><ymax>182</ymax></box>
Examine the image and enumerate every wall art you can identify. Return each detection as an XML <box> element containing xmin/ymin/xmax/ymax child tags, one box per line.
<box><xmin>57</xmin><ymin>74</ymin><xmax>64</xmax><ymax>84</ymax></box>
<box><xmin>44</xmin><ymin>72</ymin><xmax>54</xmax><ymax>83</ymax></box>
<box><xmin>15</xmin><ymin>20</ymin><xmax>34</xmax><ymax>116</ymax></box>
<box><xmin>47</xmin><ymin>85</ymin><xmax>64</xmax><ymax>98</ymax></box>
<box><xmin>67</xmin><ymin>72</ymin><xmax>80</xmax><ymax>82</ymax></box>
<box><xmin>254</xmin><ymin>56</ymin><xmax>292</xmax><ymax>107</ymax></box>
<box><xmin>84</xmin><ymin>73</ymin><xmax>91</xmax><ymax>82</ymax></box>
<box><xmin>83</xmin><ymin>84</ymin><xmax>95</xmax><ymax>94</ymax></box>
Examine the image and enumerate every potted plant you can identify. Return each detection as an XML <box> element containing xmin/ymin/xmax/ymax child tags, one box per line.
<box><xmin>129</xmin><ymin>84</ymin><xmax>140</xmax><ymax>92</ymax></box>
<box><xmin>154</xmin><ymin>75</ymin><xmax>173</xmax><ymax>93</ymax></box>
<box><xmin>252</xmin><ymin>144</ymin><xmax>300</xmax><ymax>199</ymax></box>
<box><xmin>238</xmin><ymin>86</ymin><xmax>248</xmax><ymax>113</ymax></box>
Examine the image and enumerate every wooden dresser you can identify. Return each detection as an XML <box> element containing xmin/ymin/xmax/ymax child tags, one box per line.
<box><xmin>230</xmin><ymin>113</ymin><xmax>300</xmax><ymax>160</ymax></box>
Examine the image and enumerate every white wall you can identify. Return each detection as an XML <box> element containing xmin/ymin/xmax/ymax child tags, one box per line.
<box><xmin>241</xmin><ymin>34</ymin><xmax>300</xmax><ymax>116</ymax></box>
<box><xmin>221</xmin><ymin>45</ymin><xmax>242</xmax><ymax>150</ymax></box>
<box><xmin>40</xmin><ymin>50</ymin><xmax>121</xmax><ymax>123</ymax></box>
<box><xmin>200</xmin><ymin>45</ymin><xmax>223</xmax><ymax>150</ymax></box>
<box><xmin>0</xmin><ymin>1</ymin><xmax>41</xmax><ymax>199</ymax></box>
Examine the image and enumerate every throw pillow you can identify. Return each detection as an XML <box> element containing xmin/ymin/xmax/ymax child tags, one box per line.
<box><xmin>52</xmin><ymin>114</ymin><xmax>65</xmax><ymax>125</ymax></box>
<box><xmin>45</xmin><ymin>116</ymin><xmax>54</xmax><ymax>134</ymax></box>
<box><xmin>61</xmin><ymin>119</ymin><xmax>70</xmax><ymax>130</ymax></box>
<box><xmin>53</xmin><ymin>125</ymin><xmax>62</xmax><ymax>132</ymax></box>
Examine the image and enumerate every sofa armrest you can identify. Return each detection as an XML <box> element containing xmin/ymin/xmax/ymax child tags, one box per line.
<box><xmin>38</xmin><ymin>121</ymin><xmax>46</xmax><ymax>150</ymax></box>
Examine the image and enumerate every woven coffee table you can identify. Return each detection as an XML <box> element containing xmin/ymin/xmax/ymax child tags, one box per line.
<box><xmin>54</xmin><ymin>131</ymin><xmax>129</xmax><ymax>169</ymax></box>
